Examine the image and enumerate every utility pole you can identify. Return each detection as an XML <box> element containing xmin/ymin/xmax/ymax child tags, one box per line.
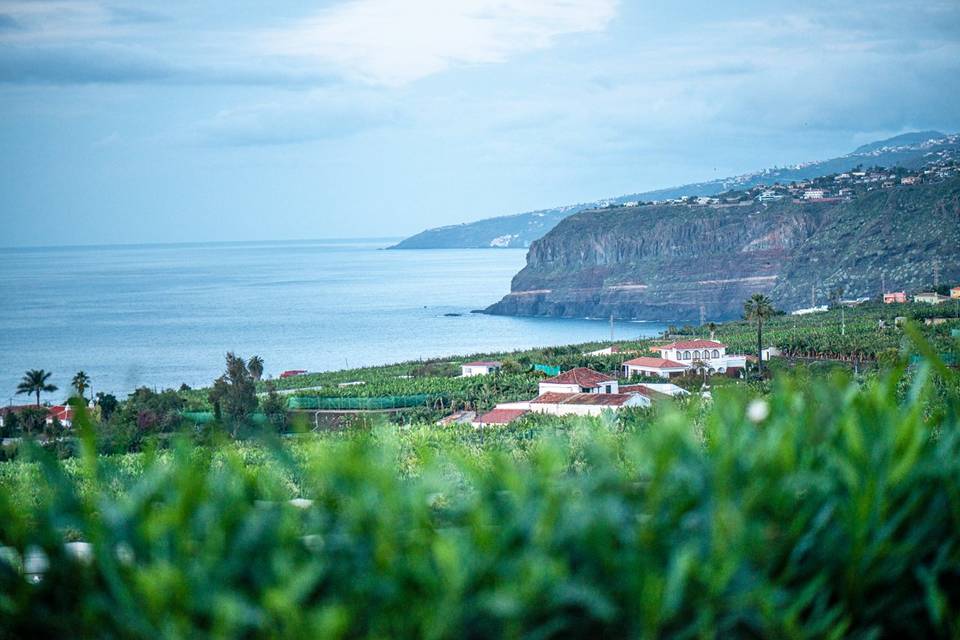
<box><xmin>610</xmin><ymin>313</ymin><xmax>614</xmax><ymax>342</ymax></box>
<box><xmin>881</xmin><ymin>274</ymin><xmax>886</xmax><ymax>295</ymax></box>
<box><xmin>811</xmin><ymin>284</ymin><xmax>816</xmax><ymax>308</ymax></box>
<box><xmin>841</xmin><ymin>307</ymin><xmax>846</xmax><ymax>336</ymax></box>
<box><xmin>699</xmin><ymin>304</ymin><xmax>706</xmax><ymax>327</ymax></box>
<box><xmin>933</xmin><ymin>259</ymin><xmax>941</xmax><ymax>290</ymax></box>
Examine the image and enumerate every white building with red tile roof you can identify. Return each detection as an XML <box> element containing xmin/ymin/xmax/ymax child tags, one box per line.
<box><xmin>621</xmin><ymin>356</ymin><xmax>690</xmax><ymax>379</ymax></box>
<box><xmin>538</xmin><ymin>367</ymin><xmax>618</xmax><ymax>395</ymax></box>
<box><xmin>627</xmin><ymin>340</ymin><xmax>747</xmax><ymax>377</ymax></box>
<box><xmin>528</xmin><ymin>392</ymin><xmax>648</xmax><ymax>416</ymax></box>
<box><xmin>472</xmin><ymin>408</ymin><xmax>528</xmax><ymax>426</ymax></box>
<box><xmin>461</xmin><ymin>361</ymin><xmax>502</xmax><ymax>377</ymax></box>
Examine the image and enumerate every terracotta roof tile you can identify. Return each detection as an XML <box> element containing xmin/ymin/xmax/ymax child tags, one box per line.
<box><xmin>622</xmin><ymin>356</ymin><xmax>689</xmax><ymax>369</ymax></box>
<box><xmin>475</xmin><ymin>408</ymin><xmax>528</xmax><ymax>424</ymax></box>
<box><xmin>540</xmin><ymin>367</ymin><xmax>616</xmax><ymax>387</ymax></box>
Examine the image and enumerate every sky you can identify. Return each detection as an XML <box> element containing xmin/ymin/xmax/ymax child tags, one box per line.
<box><xmin>1</xmin><ymin>0</ymin><xmax>959</xmax><ymax>247</ymax></box>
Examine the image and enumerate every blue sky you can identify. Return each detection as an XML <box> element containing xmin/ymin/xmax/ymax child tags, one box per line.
<box><xmin>1</xmin><ymin>0</ymin><xmax>958</xmax><ymax>247</ymax></box>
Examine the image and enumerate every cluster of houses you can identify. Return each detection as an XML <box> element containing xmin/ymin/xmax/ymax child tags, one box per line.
<box><xmin>884</xmin><ymin>287</ymin><xmax>960</xmax><ymax>305</ymax></box>
<box><xmin>0</xmin><ymin>404</ymin><xmax>75</xmax><ymax>430</ymax></box>
<box><xmin>642</xmin><ymin>158</ymin><xmax>960</xmax><ymax>209</ymax></box>
<box><xmin>456</xmin><ymin>339</ymin><xmax>749</xmax><ymax>427</ymax></box>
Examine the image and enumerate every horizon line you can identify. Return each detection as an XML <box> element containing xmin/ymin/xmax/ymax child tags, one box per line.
<box><xmin>0</xmin><ymin>236</ymin><xmax>406</xmax><ymax>252</ymax></box>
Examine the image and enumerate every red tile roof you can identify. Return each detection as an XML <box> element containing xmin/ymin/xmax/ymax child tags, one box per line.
<box><xmin>654</xmin><ymin>340</ymin><xmax>726</xmax><ymax>350</ymax></box>
<box><xmin>475</xmin><ymin>408</ymin><xmax>528</xmax><ymax>425</ymax></box>
<box><xmin>1</xmin><ymin>405</ymin><xmax>74</xmax><ymax>421</ymax></box>
<box><xmin>622</xmin><ymin>356</ymin><xmax>689</xmax><ymax>369</ymax></box>
<box><xmin>463</xmin><ymin>361</ymin><xmax>502</xmax><ymax>367</ymax></box>
<box><xmin>619</xmin><ymin>385</ymin><xmax>671</xmax><ymax>400</ymax></box>
<box><xmin>531</xmin><ymin>393</ymin><xmax>635</xmax><ymax>407</ymax></box>
<box><xmin>0</xmin><ymin>405</ymin><xmax>38</xmax><ymax>415</ymax></box>
<box><xmin>540</xmin><ymin>367</ymin><xmax>616</xmax><ymax>387</ymax></box>
<box><xmin>280</xmin><ymin>370</ymin><xmax>308</xmax><ymax>378</ymax></box>
<box><xmin>48</xmin><ymin>405</ymin><xmax>74</xmax><ymax>422</ymax></box>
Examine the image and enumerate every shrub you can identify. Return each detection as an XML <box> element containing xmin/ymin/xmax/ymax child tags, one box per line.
<box><xmin>0</xmin><ymin>352</ymin><xmax>957</xmax><ymax>637</ymax></box>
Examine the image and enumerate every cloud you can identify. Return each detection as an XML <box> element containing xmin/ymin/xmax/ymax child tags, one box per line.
<box><xmin>195</xmin><ymin>92</ymin><xmax>400</xmax><ymax>146</ymax></box>
<box><xmin>0</xmin><ymin>14</ymin><xmax>22</xmax><ymax>31</ymax></box>
<box><xmin>262</xmin><ymin>0</ymin><xmax>619</xmax><ymax>86</ymax></box>
<box><xmin>0</xmin><ymin>42</ymin><xmax>176</xmax><ymax>83</ymax></box>
<box><xmin>107</xmin><ymin>7</ymin><xmax>171</xmax><ymax>25</ymax></box>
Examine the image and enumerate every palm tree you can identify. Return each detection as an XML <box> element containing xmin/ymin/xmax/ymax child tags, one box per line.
<box><xmin>248</xmin><ymin>355</ymin><xmax>264</xmax><ymax>381</ymax></box>
<box><xmin>72</xmin><ymin>371</ymin><xmax>91</xmax><ymax>400</ymax></box>
<box><xmin>16</xmin><ymin>369</ymin><xmax>58</xmax><ymax>406</ymax></box>
<box><xmin>744</xmin><ymin>294</ymin><xmax>775</xmax><ymax>376</ymax></box>
<box><xmin>707</xmin><ymin>322</ymin><xmax>718</xmax><ymax>341</ymax></box>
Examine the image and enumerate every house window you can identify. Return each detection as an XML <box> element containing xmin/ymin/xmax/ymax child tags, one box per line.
<box><xmin>683</xmin><ymin>351</ymin><xmax>691</xmax><ymax>360</ymax></box>
<box><xmin>693</xmin><ymin>350</ymin><xmax>701</xmax><ymax>360</ymax></box>
<box><xmin>605</xmin><ymin>385</ymin><xmax>612</xmax><ymax>393</ymax></box>
<box><xmin>713</xmin><ymin>349</ymin><xmax>720</xmax><ymax>358</ymax></box>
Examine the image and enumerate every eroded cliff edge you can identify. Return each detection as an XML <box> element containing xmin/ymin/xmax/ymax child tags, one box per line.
<box><xmin>484</xmin><ymin>178</ymin><xmax>960</xmax><ymax>322</ymax></box>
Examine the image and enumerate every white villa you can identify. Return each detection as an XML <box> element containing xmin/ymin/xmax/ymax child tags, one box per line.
<box><xmin>461</xmin><ymin>361</ymin><xmax>502</xmax><ymax>377</ymax></box>
<box><xmin>622</xmin><ymin>340</ymin><xmax>747</xmax><ymax>378</ymax></box>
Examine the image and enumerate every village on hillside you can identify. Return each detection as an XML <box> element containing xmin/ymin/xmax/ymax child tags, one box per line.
<box><xmin>601</xmin><ymin>153</ymin><xmax>960</xmax><ymax>210</ymax></box>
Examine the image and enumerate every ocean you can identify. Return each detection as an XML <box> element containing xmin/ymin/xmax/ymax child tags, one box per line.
<box><xmin>0</xmin><ymin>239</ymin><xmax>667</xmax><ymax>400</ymax></box>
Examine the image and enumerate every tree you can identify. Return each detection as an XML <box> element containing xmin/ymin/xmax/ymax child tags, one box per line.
<box><xmin>16</xmin><ymin>369</ymin><xmax>57</xmax><ymax>406</ymax></box>
<box><xmin>261</xmin><ymin>381</ymin><xmax>287</xmax><ymax>431</ymax></box>
<box><xmin>95</xmin><ymin>392</ymin><xmax>119</xmax><ymax>422</ymax></box>
<box><xmin>707</xmin><ymin>322</ymin><xmax>718</xmax><ymax>341</ymax></box>
<box><xmin>208</xmin><ymin>353</ymin><xmax>257</xmax><ymax>434</ymax></box>
<box><xmin>18</xmin><ymin>406</ymin><xmax>50</xmax><ymax>438</ymax></box>
<box><xmin>248</xmin><ymin>356</ymin><xmax>264</xmax><ymax>381</ymax></box>
<box><xmin>72</xmin><ymin>371</ymin><xmax>91</xmax><ymax>401</ymax></box>
<box><xmin>744</xmin><ymin>294</ymin><xmax>775</xmax><ymax>377</ymax></box>
<box><xmin>828</xmin><ymin>286</ymin><xmax>845</xmax><ymax>309</ymax></box>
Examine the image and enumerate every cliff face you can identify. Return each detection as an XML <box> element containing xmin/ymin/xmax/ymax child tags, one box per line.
<box><xmin>485</xmin><ymin>178</ymin><xmax>960</xmax><ymax>322</ymax></box>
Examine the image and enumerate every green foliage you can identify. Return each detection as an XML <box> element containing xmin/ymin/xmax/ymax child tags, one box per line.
<box><xmin>15</xmin><ymin>369</ymin><xmax>57</xmax><ymax>406</ymax></box>
<box><xmin>260</xmin><ymin>382</ymin><xmax>287</xmax><ymax>431</ymax></box>
<box><xmin>71</xmin><ymin>371</ymin><xmax>91</xmax><ymax>401</ymax></box>
<box><xmin>0</xmin><ymin>347</ymin><xmax>958</xmax><ymax>637</ymax></box>
<box><xmin>208</xmin><ymin>353</ymin><xmax>258</xmax><ymax>432</ymax></box>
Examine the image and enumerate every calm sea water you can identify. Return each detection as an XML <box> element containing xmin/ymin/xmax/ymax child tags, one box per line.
<box><xmin>0</xmin><ymin>239</ymin><xmax>666</xmax><ymax>400</ymax></box>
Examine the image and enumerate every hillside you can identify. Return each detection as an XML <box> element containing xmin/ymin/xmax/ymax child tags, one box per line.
<box><xmin>483</xmin><ymin>173</ymin><xmax>960</xmax><ymax>322</ymax></box>
<box><xmin>391</xmin><ymin>131</ymin><xmax>958</xmax><ymax>249</ymax></box>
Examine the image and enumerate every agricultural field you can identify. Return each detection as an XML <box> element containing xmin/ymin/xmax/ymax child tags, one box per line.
<box><xmin>1</xmin><ymin>342</ymin><xmax>958</xmax><ymax>637</ymax></box>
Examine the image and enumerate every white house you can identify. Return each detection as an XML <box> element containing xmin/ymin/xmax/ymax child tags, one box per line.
<box><xmin>620</xmin><ymin>383</ymin><xmax>689</xmax><ymax>399</ymax></box>
<box><xmin>538</xmin><ymin>368</ymin><xmax>618</xmax><ymax>395</ymax></box>
<box><xmin>803</xmin><ymin>188</ymin><xmax>827</xmax><ymax>200</ymax></box>
<box><xmin>461</xmin><ymin>361</ymin><xmax>502</xmax><ymax>377</ymax></box>
<box><xmin>528</xmin><ymin>392</ymin><xmax>648</xmax><ymax>416</ymax></box>
<box><xmin>624</xmin><ymin>340</ymin><xmax>747</xmax><ymax>377</ymax></box>
<box><xmin>914</xmin><ymin>292</ymin><xmax>950</xmax><ymax>305</ymax></box>
<box><xmin>621</xmin><ymin>356</ymin><xmax>690</xmax><ymax>379</ymax></box>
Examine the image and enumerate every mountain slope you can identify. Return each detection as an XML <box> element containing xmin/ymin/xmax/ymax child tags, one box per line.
<box><xmin>391</xmin><ymin>131</ymin><xmax>958</xmax><ymax>250</ymax></box>
<box><xmin>483</xmin><ymin>175</ymin><xmax>960</xmax><ymax>322</ymax></box>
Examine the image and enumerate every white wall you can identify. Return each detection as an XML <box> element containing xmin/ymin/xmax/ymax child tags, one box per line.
<box><xmin>538</xmin><ymin>380</ymin><xmax>618</xmax><ymax>395</ymax></box>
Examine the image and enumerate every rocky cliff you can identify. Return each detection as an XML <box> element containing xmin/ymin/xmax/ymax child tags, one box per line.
<box><xmin>484</xmin><ymin>178</ymin><xmax>960</xmax><ymax>322</ymax></box>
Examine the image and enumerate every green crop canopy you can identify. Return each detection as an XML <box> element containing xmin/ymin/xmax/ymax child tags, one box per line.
<box><xmin>286</xmin><ymin>395</ymin><xmax>436</xmax><ymax>410</ymax></box>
